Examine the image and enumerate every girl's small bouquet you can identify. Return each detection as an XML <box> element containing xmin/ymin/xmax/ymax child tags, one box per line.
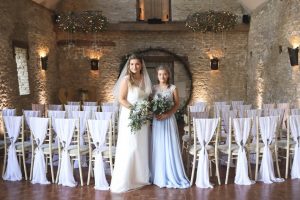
<box><xmin>151</xmin><ymin>94</ymin><xmax>173</xmax><ymax>115</ymax></box>
<box><xmin>128</xmin><ymin>100</ymin><xmax>152</xmax><ymax>133</ymax></box>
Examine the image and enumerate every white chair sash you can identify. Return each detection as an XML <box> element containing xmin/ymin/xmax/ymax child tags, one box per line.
<box><xmin>101</xmin><ymin>105</ymin><xmax>118</xmax><ymax>113</ymax></box>
<box><xmin>94</xmin><ymin>112</ymin><xmax>113</xmax><ymax>120</ymax></box>
<box><xmin>53</xmin><ymin>118</ymin><xmax>77</xmax><ymax>187</ymax></box>
<box><xmin>29</xmin><ymin>117</ymin><xmax>50</xmax><ymax>184</ymax></box>
<box><xmin>262</xmin><ymin>103</ymin><xmax>275</xmax><ymax>116</ymax></box>
<box><xmin>213</xmin><ymin>102</ymin><xmax>227</xmax><ymax>118</ymax></box>
<box><xmin>2</xmin><ymin>109</ymin><xmax>16</xmax><ymax>116</ymax></box>
<box><xmin>23</xmin><ymin>110</ymin><xmax>41</xmax><ymax>129</ymax></box>
<box><xmin>289</xmin><ymin>115</ymin><xmax>300</xmax><ymax>179</ymax></box>
<box><xmin>291</xmin><ymin>109</ymin><xmax>300</xmax><ymax>116</ymax></box>
<box><xmin>194</xmin><ymin>101</ymin><xmax>207</xmax><ymax>109</ymax></box>
<box><xmin>83</xmin><ymin>105</ymin><xmax>98</xmax><ymax>112</ymax></box>
<box><xmin>258</xmin><ymin>116</ymin><xmax>284</xmax><ymax>183</ymax></box>
<box><xmin>233</xmin><ymin>118</ymin><xmax>255</xmax><ymax>185</ymax></box>
<box><xmin>83</xmin><ymin>102</ymin><xmax>98</xmax><ymax>106</ymax></box>
<box><xmin>65</xmin><ymin>105</ymin><xmax>80</xmax><ymax>118</ymax></box>
<box><xmin>48</xmin><ymin>104</ymin><xmax>63</xmax><ymax>111</ymax></box>
<box><xmin>194</xmin><ymin>118</ymin><xmax>218</xmax><ymax>188</ymax></box>
<box><xmin>2</xmin><ymin>116</ymin><xmax>23</xmax><ymax>181</ymax></box>
<box><xmin>32</xmin><ymin>104</ymin><xmax>45</xmax><ymax>116</ymax></box>
<box><xmin>277</xmin><ymin>103</ymin><xmax>289</xmax><ymax>130</ymax></box>
<box><xmin>88</xmin><ymin>119</ymin><xmax>110</xmax><ymax>190</ymax></box>
<box><xmin>231</xmin><ymin>101</ymin><xmax>244</xmax><ymax>110</ymax></box>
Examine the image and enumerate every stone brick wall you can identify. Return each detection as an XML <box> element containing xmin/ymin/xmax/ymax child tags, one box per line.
<box><xmin>56</xmin><ymin>30</ymin><xmax>248</xmax><ymax>105</ymax></box>
<box><xmin>247</xmin><ymin>0</ymin><xmax>300</xmax><ymax>108</ymax></box>
<box><xmin>0</xmin><ymin>0</ymin><xmax>59</xmax><ymax>134</ymax></box>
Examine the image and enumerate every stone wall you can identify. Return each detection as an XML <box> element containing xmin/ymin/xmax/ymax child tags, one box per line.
<box><xmin>247</xmin><ymin>0</ymin><xmax>300</xmax><ymax>108</ymax></box>
<box><xmin>56</xmin><ymin>30</ymin><xmax>248</xmax><ymax>105</ymax></box>
<box><xmin>0</xmin><ymin>0</ymin><xmax>59</xmax><ymax>134</ymax></box>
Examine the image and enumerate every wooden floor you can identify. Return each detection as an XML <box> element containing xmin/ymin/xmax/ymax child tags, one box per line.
<box><xmin>1</xmin><ymin>161</ymin><xmax>300</xmax><ymax>200</ymax></box>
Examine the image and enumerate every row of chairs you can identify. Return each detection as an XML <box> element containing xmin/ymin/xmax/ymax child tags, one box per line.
<box><xmin>187</xmin><ymin>114</ymin><xmax>300</xmax><ymax>188</ymax></box>
<box><xmin>1</xmin><ymin>113</ymin><xmax>115</xmax><ymax>189</ymax></box>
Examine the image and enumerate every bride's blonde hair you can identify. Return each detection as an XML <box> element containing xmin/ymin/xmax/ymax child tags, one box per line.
<box><xmin>126</xmin><ymin>54</ymin><xmax>144</xmax><ymax>87</ymax></box>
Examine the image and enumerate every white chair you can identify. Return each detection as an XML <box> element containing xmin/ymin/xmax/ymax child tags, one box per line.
<box><xmin>23</xmin><ymin>110</ymin><xmax>41</xmax><ymax>129</ymax></box>
<box><xmin>237</xmin><ymin>105</ymin><xmax>252</xmax><ymax>118</ymax></box>
<box><xmin>84</xmin><ymin>102</ymin><xmax>98</xmax><ymax>106</ymax></box>
<box><xmin>67</xmin><ymin>101</ymin><xmax>81</xmax><ymax>105</ymax></box>
<box><xmin>262</xmin><ymin>103</ymin><xmax>275</xmax><ymax>116</ymax></box>
<box><xmin>231</xmin><ymin>101</ymin><xmax>244</xmax><ymax>110</ymax></box>
<box><xmin>48</xmin><ymin>104</ymin><xmax>63</xmax><ymax>111</ymax></box>
<box><xmin>229</xmin><ymin>118</ymin><xmax>254</xmax><ymax>185</ymax></box>
<box><xmin>65</xmin><ymin>105</ymin><xmax>80</xmax><ymax>118</ymax></box>
<box><xmin>70</xmin><ymin>111</ymin><xmax>92</xmax><ymax>168</ymax></box>
<box><xmin>246</xmin><ymin>109</ymin><xmax>262</xmax><ymax>143</ymax></box>
<box><xmin>32</xmin><ymin>104</ymin><xmax>45</xmax><ymax>117</ymax></box>
<box><xmin>101</xmin><ymin>105</ymin><xmax>119</xmax><ymax>145</ymax></box>
<box><xmin>2</xmin><ymin>109</ymin><xmax>16</xmax><ymax>116</ymax></box>
<box><xmin>256</xmin><ymin>116</ymin><xmax>284</xmax><ymax>183</ymax></box>
<box><xmin>29</xmin><ymin>117</ymin><xmax>51</xmax><ymax>184</ymax></box>
<box><xmin>83</xmin><ymin>105</ymin><xmax>99</xmax><ymax>112</ymax></box>
<box><xmin>190</xmin><ymin>118</ymin><xmax>221</xmax><ymax>188</ymax></box>
<box><xmin>87</xmin><ymin>119</ymin><xmax>111</xmax><ymax>190</ymax></box>
<box><xmin>54</xmin><ymin>118</ymin><xmax>78</xmax><ymax>187</ymax></box>
<box><xmin>2</xmin><ymin>116</ymin><xmax>30</xmax><ymax>181</ymax></box>
<box><xmin>291</xmin><ymin>109</ymin><xmax>300</xmax><ymax>115</ymax></box>
<box><xmin>277</xmin><ymin>103</ymin><xmax>290</xmax><ymax>130</ymax></box>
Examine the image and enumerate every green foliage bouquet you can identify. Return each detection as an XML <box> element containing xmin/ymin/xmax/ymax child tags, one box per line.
<box><xmin>128</xmin><ymin>100</ymin><xmax>151</xmax><ymax>133</ymax></box>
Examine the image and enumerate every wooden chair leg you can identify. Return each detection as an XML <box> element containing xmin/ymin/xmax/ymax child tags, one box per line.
<box><xmin>30</xmin><ymin>152</ymin><xmax>34</xmax><ymax>180</ymax></box>
<box><xmin>274</xmin><ymin>150</ymin><xmax>281</xmax><ymax>178</ymax></box>
<box><xmin>225</xmin><ymin>153</ymin><xmax>231</xmax><ymax>184</ymax></box>
<box><xmin>247</xmin><ymin>152</ymin><xmax>252</xmax><ymax>179</ymax></box>
<box><xmin>215</xmin><ymin>153</ymin><xmax>221</xmax><ymax>185</ymax></box>
<box><xmin>22</xmin><ymin>150</ymin><xmax>28</xmax><ymax>180</ymax></box>
<box><xmin>49</xmin><ymin>155</ymin><xmax>55</xmax><ymax>183</ymax></box>
<box><xmin>2</xmin><ymin>150</ymin><xmax>7</xmax><ymax>177</ymax></box>
<box><xmin>255</xmin><ymin>152</ymin><xmax>259</xmax><ymax>181</ymax></box>
<box><xmin>87</xmin><ymin>157</ymin><xmax>92</xmax><ymax>185</ymax></box>
<box><xmin>56</xmin><ymin>155</ymin><xmax>61</xmax><ymax>183</ymax></box>
<box><xmin>285</xmin><ymin>148</ymin><xmax>290</xmax><ymax>179</ymax></box>
<box><xmin>190</xmin><ymin>153</ymin><xmax>197</xmax><ymax>186</ymax></box>
<box><xmin>78</xmin><ymin>156</ymin><xmax>83</xmax><ymax>186</ymax></box>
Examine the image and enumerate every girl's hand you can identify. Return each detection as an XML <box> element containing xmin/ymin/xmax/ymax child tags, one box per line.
<box><xmin>156</xmin><ymin>113</ymin><xmax>170</xmax><ymax>121</ymax></box>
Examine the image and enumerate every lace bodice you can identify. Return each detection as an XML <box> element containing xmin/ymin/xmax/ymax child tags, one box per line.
<box><xmin>152</xmin><ymin>84</ymin><xmax>176</xmax><ymax>103</ymax></box>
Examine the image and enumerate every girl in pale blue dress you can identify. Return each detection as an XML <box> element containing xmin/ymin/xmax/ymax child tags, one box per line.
<box><xmin>151</xmin><ymin>66</ymin><xmax>190</xmax><ymax>188</ymax></box>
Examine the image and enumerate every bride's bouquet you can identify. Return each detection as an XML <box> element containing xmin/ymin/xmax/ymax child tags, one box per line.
<box><xmin>151</xmin><ymin>94</ymin><xmax>174</xmax><ymax>115</ymax></box>
<box><xmin>128</xmin><ymin>100</ymin><xmax>151</xmax><ymax>133</ymax></box>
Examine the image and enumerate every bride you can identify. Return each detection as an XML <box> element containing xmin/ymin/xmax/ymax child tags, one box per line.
<box><xmin>110</xmin><ymin>54</ymin><xmax>152</xmax><ymax>193</ymax></box>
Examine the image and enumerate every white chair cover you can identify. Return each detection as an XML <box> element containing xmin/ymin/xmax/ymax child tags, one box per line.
<box><xmin>190</xmin><ymin>105</ymin><xmax>206</xmax><ymax>112</ymax></box>
<box><xmin>233</xmin><ymin>118</ymin><xmax>255</xmax><ymax>185</ymax></box>
<box><xmin>277</xmin><ymin>103</ymin><xmax>289</xmax><ymax>130</ymax></box>
<box><xmin>2</xmin><ymin>109</ymin><xmax>16</xmax><ymax>116</ymax></box>
<box><xmin>94</xmin><ymin>112</ymin><xmax>113</xmax><ymax>120</ymax></box>
<box><xmin>67</xmin><ymin>101</ymin><xmax>80</xmax><ymax>105</ymax></box>
<box><xmin>190</xmin><ymin>111</ymin><xmax>209</xmax><ymax>119</ymax></box>
<box><xmin>83</xmin><ymin>105</ymin><xmax>98</xmax><ymax>112</ymax></box>
<box><xmin>71</xmin><ymin>111</ymin><xmax>92</xmax><ymax>168</ymax></box>
<box><xmin>101</xmin><ymin>102</ymin><xmax>114</xmax><ymax>106</ymax></box>
<box><xmin>48</xmin><ymin>104</ymin><xmax>63</xmax><ymax>111</ymax></box>
<box><xmin>101</xmin><ymin>105</ymin><xmax>118</xmax><ymax>113</ymax></box>
<box><xmin>289</xmin><ymin>115</ymin><xmax>300</xmax><ymax>179</ymax></box>
<box><xmin>83</xmin><ymin>102</ymin><xmax>98</xmax><ymax>106</ymax></box>
<box><xmin>29</xmin><ymin>117</ymin><xmax>50</xmax><ymax>184</ymax></box>
<box><xmin>194</xmin><ymin>101</ymin><xmax>207</xmax><ymax>108</ymax></box>
<box><xmin>213</xmin><ymin>102</ymin><xmax>228</xmax><ymax>118</ymax></box>
<box><xmin>32</xmin><ymin>104</ymin><xmax>45</xmax><ymax>116</ymax></box>
<box><xmin>291</xmin><ymin>109</ymin><xmax>300</xmax><ymax>115</ymax></box>
<box><xmin>53</xmin><ymin>118</ymin><xmax>77</xmax><ymax>187</ymax></box>
<box><xmin>237</xmin><ymin>105</ymin><xmax>252</xmax><ymax>118</ymax></box>
<box><xmin>262</xmin><ymin>103</ymin><xmax>275</xmax><ymax>116</ymax></box>
<box><xmin>268</xmin><ymin>109</ymin><xmax>285</xmax><ymax>129</ymax></box>
<box><xmin>87</xmin><ymin>119</ymin><xmax>110</xmax><ymax>190</ymax></box>
<box><xmin>23</xmin><ymin>110</ymin><xmax>41</xmax><ymax>129</ymax></box>
<box><xmin>231</xmin><ymin>101</ymin><xmax>244</xmax><ymax>110</ymax></box>
<box><xmin>2</xmin><ymin>116</ymin><xmax>23</xmax><ymax>181</ymax></box>
<box><xmin>246</xmin><ymin>109</ymin><xmax>262</xmax><ymax>141</ymax></box>
<box><xmin>65</xmin><ymin>105</ymin><xmax>80</xmax><ymax>118</ymax></box>
<box><xmin>258</xmin><ymin>116</ymin><xmax>284</xmax><ymax>183</ymax></box>
<box><xmin>194</xmin><ymin>118</ymin><xmax>219</xmax><ymax>188</ymax></box>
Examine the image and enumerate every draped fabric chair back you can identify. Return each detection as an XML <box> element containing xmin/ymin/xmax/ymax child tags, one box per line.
<box><xmin>48</xmin><ymin>104</ymin><xmax>63</xmax><ymax>111</ymax></box>
<box><xmin>2</xmin><ymin>116</ymin><xmax>24</xmax><ymax>181</ymax></box>
<box><xmin>65</xmin><ymin>105</ymin><xmax>80</xmax><ymax>118</ymax></box>
<box><xmin>32</xmin><ymin>104</ymin><xmax>45</xmax><ymax>117</ymax></box>
<box><xmin>1</xmin><ymin>109</ymin><xmax>16</xmax><ymax>116</ymax></box>
<box><xmin>29</xmin><ymin>117</ymin><xmax>51</xmax><ymax>184</ymax></box>
<box><xmin>83</xmin><ymin>102</ymin><xmax>98</xmax><ymax>106</ymax></box>
<box><xmin>289</xmin><ymin>115</ymin><xmax>300</xmax><ymax>179</ymax></box>
<box><xmin>191</xmin><ymin>118</ymin><xmax>220</xmax><ymax>188</ymax></box>
<box><xmin>257</xmin><ymin>116</ymin><xmax>284</xmax><ymax>183</ymax></box>
<box><xmin>262</xmin><ymin>103</ymin><xmax>275</xmax><ymax>116</ymax></box>
<box><xmin>213</xmin><ymin>102</ymin><xmax>228</xmax><ymax>118</ymax></box>
<box><xmin>246</xmin><ymin>109</ymin><xmax>262</xmax><ymax>141</ymax></box>
<box><xmin>23</xmin><ymin>110</ymin><xmax>41</xmax><ymax>131</ymax></box>
<box><xmin>237</xmin><ymin>104</ymin><xmax>252</xmax><ymax>118</ymax></box>
<box><xmin>277</xmin><ymin>103</ymin><xmax>290</xmax><ymax>130</ymax></box>
<box><xmin>231</xmin><ymin>101</ymin><xmax>244</xmax><ymax>110</ymax></box>
<box><xmin>87</xmin><ymin>119</ymin><xmax>111</xmax><ymax>190</ymax></box>
<box><xmin>291</xmin><ymin>109</ymin><xmax>300</xmax><ymax>116</ymax></box>
<box><xmin>232</xmin><ymin>118</ymin><xmax>255</xmax><ymax>185</ymax></box>
<box><xmin>83</xmin><ymin>105</ymin><xmax>99</xmax><ymax>113</ymax></box>
<box><xmin>67</xmin><ymin>101</ymin><xmax>80</xmax><ymax>105</ymax></box>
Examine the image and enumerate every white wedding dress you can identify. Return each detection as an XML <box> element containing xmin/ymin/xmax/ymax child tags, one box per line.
<box><xmin>110</xmin><ymin>86</ymin><xmax>150</xmax><ymax>193</ymax></box>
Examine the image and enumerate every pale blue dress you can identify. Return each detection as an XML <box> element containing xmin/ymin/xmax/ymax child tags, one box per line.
<box><xmin>151</xmin><ymin>84</ymin><xmax>190</xmax><ymax>188</ymax></box>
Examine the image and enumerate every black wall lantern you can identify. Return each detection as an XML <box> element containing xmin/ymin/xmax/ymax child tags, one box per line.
<box><xmin>210</xmin><ymin>57</ymin><xmax>219</xmax><ymax>70</ymax></box>
<box><xmin>91</xmin><ymin>59</ymin><xmax>99</xmax><ymax>70</ymax></box>
<box><xmin>288</xmin><ymin>47</ymin><xmax>299</xmax><ymax>66</ymax></box>
<box><xmin>41</xmin><ymin>56</ymin><xmax>48</xmax><ymax>70</ymax></box>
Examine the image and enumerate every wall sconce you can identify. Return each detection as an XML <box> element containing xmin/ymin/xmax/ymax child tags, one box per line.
<box><xmin>288</xmin><ymin>47</ymin><xmax>299</xmax><ymax>66</ymax></box>
<box><xmin>90</xmin><ymin>59</ymin><xmax>99</xmax><ymax>70</ymax></box>
<box><xmin>210</xmin><ymin>58</ymin><xmax>219</xmax><ymax>70</ymax></box>
<box><xmin>41</xmin><ymin>56</ymin><xmax>48</xmax><ymax>70</ymax></box>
